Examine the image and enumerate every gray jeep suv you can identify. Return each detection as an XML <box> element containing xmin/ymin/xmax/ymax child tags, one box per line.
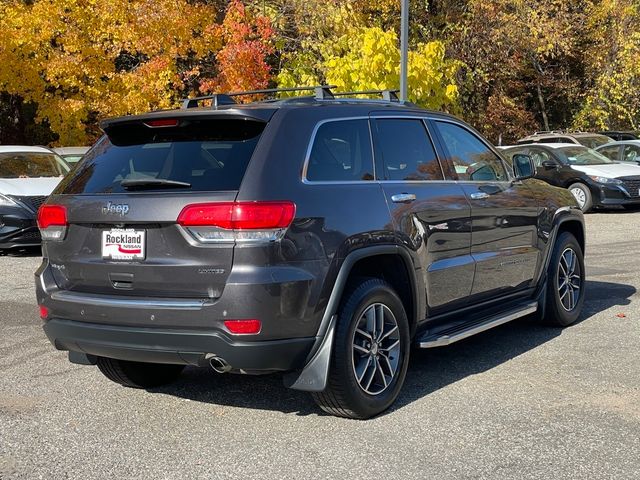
<box><xmin>36</xmin><ymin>87</ymin><xmax>586</xmax><ymax>419</ymax></box>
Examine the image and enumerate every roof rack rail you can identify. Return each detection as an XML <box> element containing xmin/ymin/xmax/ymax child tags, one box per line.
<box><xmin>181</xmin><ymin>94</ymin><xmax>235</xmax><ymax>109</ymax></box>
<box><xmin>532</xmin><ymin>130</ymin><xmax>567</xmax><ymax>135</ymax></box>
<box><xmin>181</xmin><ymin>85</ymin><xmax>337</xmax><ymax>109</ymax></box>
<box><xmin>331</xmin><ymin>89</ymin><xmax>400</xmax><ymax>102</ymax></box>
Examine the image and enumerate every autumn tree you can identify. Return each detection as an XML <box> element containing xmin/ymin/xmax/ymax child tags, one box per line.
<box><xmin>275</xmin><ymin>1</ymin><xmax>460</xmax><ymax>111</ymax></box>
<box><xmin>0</xmin><ymin>0</ymin><xmax>273</xmax><ymax>145</ymax></box>
<box><xmin>438</xmin><ymin>0</ymin><xmax>589</xmax><ymax>142</ymax></box>
<box><xmin>3</xmin><ymin>0</ymin><xmax>640</xmax><ymax>145</ymax></box>
<box><xmin>573</xmin><ymin>0</ymin><xmax>640</xmax><ymax>130</ymax></box>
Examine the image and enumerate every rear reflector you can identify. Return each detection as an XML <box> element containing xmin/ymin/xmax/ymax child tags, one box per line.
<box><xmin>38</xmin><ymin>305</ymin><xmax>49</xmax><ymax>320</ymax></box>
<box><xmin>37</xmin><ymin>205</ymin><xmax>68</xmax><ymax>241</ymax></box>
<box><xmin>178</xmin><ymin>201</ymin><xmax>295</xmax><ymax>230</ymax></box>
<box><xmin>144</xmin><ymin>118</ymin><xmax>179</xmax><ymax>128</ymax></box>
<box><xmin>224</xmin><ymin>319</ymin><xmax>262</xmax><ymax>335</ymax></box>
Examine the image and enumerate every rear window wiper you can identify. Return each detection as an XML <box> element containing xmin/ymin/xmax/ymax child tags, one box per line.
<box><xmin>120</xmin><ymin>178</ymin><xmax>192</xmax><ymax>190</ymax></box>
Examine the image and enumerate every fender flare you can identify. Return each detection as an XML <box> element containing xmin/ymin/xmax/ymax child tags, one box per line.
<box><xmin>535</xmin><ymin>207</ymin><xmax>585</xmax><ymax>301</ymax></box>
<box><xmin>544</xmin><ymin>208</ymin><xmax>585</xmax><ymax>272</ymax></box>
<box><xmin>283</xmin><ymin>244</ymin><xmax>418</xmax><ymax>392</ymax></box>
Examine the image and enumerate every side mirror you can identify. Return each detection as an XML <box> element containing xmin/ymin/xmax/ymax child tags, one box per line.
<box><xmin>541</xmin><ymin>160</ymin><xmax>558</xmax><ymax>170</ymax></box>
<box><xmin>512</xmin><ymin>154</ymin><xmax>535</xmax><ymax>180</ymax></box>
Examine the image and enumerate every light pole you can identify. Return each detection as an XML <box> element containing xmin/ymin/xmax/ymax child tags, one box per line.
<box><xmin>400</xmin><ymin>0</ymin><xmax>409</xmax><ymax>102</ymax></box>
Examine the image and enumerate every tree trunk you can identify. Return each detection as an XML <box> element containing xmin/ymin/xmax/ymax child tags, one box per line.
<box><xmin>537</xmin><ymin>83</ymin><xmax>550</xmax><ymax>131</ymax></box>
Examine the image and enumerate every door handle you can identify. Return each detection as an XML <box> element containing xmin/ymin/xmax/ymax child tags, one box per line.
<box><xmin>391</xmin><ymin>193</ymin><xmax>416</xmax><ymax>203</ymax></box>
<box><xmin>469</xmin><ymin>192</ymin><xmax>490</xmax><ymax>200</ymax></box>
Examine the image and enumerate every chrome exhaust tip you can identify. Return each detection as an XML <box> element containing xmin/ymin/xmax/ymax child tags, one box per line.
<box><xmin>209</xmin><ymin>356</ymin><xmax>232</xmax><ymax>374</ymax></box>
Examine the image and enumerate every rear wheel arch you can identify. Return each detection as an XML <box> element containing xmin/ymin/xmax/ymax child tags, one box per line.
<box><xmin>344</xmin><ymin>250</ymin><xmax>419</xmax><ymax>337</ymax></box>
<box><xmin>284</xmin><ymin>245</ymin><xmax>420</xmax><ymax>392</ymax></box>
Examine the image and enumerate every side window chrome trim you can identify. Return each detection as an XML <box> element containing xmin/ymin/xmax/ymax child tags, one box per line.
<box><xmin>301</xmin><ymin>116</ymin><xmax>375</xmax><ymax>185</ymax></box>
<box><xmin>301</xmin><ymin>114</ymin><xmax>506</xmax><ymax>185</ymax></box>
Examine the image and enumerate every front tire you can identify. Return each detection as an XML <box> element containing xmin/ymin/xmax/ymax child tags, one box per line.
<box><xmin>568</xmin><ymin>183</ymin><xmax>593</xmax><ymax>212</ymax></box>
<box><xmin>543</xmin><ymin>232</ymin><xmax>585</xmax><ymax>327</ymax></box>
<box><xmin>97</xmin><ymin>357</ymin><xmax>185</xmax><ymax>389</ymax></box>
<box><xmin>312</xmin><ymin>278</ymin><xmax>410</xmax><ymax>419</ymax></box>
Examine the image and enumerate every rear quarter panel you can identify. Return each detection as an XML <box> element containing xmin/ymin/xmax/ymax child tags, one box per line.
<box><xmin>237</xmin><ymin>107</ymin><xmax>398</xmax><ymax>333</ymax></box>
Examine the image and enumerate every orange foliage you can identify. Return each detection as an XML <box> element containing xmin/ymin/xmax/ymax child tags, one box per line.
<box><xmin>200</xmin><ymin>0</ymin><xmax>274</xmax><ymax>97</ymax></box>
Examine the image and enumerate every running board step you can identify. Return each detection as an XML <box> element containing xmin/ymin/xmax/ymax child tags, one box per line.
<box><xmin>417</xmin><ymin>302</ymin><xmax>538</xmax><ymax>348</ymax></box>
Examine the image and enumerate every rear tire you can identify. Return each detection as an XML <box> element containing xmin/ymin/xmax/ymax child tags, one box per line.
<box><xmin>543</xmin><ymin>232</ymin><xmax>585</xmax><ymax>327</ymax></box>
<box><xmin>312</xmin><ymin>278</ymin><xmax>410</xmax><ymax>419</ymax></box>
<box><xmin>568</xmin><ymin>183</ymin><xmax>593</xmax><ymax>212</ymax></box>
<box><xmin>97</xmin><ymin>357</ymin><xmax>184</xmax><ymax>389</ymax></box>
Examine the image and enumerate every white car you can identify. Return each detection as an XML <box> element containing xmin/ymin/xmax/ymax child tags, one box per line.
<box><xmin>0</xmin><ymin>146</ymin><xmax>70</xmax><ymax>249</ymax></box>
<box><xmin>595</xmin><ymin>140</ymin><xmax>640</xmax><ymax>166</ymax></box>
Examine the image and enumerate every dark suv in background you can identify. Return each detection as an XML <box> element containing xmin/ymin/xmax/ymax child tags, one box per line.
<box><xmin>36</xmin><ymin>87</ymin><xmax>586</xmax><ymax>419</ymax></box>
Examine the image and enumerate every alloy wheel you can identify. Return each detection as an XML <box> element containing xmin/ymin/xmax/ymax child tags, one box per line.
<box><xmin>570</xmin><ymin>187</ymin><xmax>586</xmax><ymax>209</ymax></box>
<box><xmin>557</xmin><ymin>247</ymin><xmax>581</xmax><ymax>312</ymax></box>
<box><xmin>351</xmin><ymin>303</ymin><xmax>401</xmax><ymax>395</ymax></box>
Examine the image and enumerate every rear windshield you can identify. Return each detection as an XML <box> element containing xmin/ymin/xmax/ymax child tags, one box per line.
<box><xmin>0</xmin><ymin>152</ymin><xmax>69</xmax><ymax>178</ymax></box>
<box><xmin>56</xmin><ymin>118</ymin><xmax>265</xmax><ymax>194</ymax></box>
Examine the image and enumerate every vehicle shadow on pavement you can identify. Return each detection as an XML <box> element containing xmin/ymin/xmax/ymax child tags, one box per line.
<box><xmin>0</xmin><ymin>246</ymin><xmax>41</xmax><ymax>257</ymax></box>
<box><xmin>393</xmin><ymin>279</ymin><xmax>635</xmax><ymax>413</ymax></box>
<box><xmin>153</xmin><ymin>279</ymin><xmax>635</xmax><ymax>417</ymax></box>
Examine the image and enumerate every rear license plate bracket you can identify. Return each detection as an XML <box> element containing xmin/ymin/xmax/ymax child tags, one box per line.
<box><xmin>102</xmin><ymin>228</ymin><xmax>146</xmax><ymax>261</ymax></box>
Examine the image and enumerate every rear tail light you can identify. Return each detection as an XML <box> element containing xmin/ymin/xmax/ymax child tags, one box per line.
<box><xmin>223</xmin><ymin>319</ymin><xmax>262</xmax><ymax>335</ymax></box>
<box><xmin>37</xmin><ymin>205</ymin><xmax>68</xmax><ymax>241</ymax></box>
<box><xmin>177</xmin><ymin>201</ymin><xmax>295</xmax><ymax>243</ymax></box>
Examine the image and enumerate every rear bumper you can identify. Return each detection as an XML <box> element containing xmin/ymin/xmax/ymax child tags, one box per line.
<box><xmin>36</xmin><ymin>256</ymin><xmax>321</xmax><ymax>372</ymax></box>
<box><xmin>43</xmin><ymin>318</ymin><xmax>315</xmax><ymax>371</ymax></box>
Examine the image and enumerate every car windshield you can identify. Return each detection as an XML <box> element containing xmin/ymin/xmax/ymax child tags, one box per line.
<box><xmin>556</xmin><ymin>146</ymin><xmax>614</xmax><ymax>165</ymax></box>
<box><xmin>575</xmin><ymin>135</ymin><xmax>612</xmax><ymax>149</ymax></box>
<box><xmin>0</xmin><ymin>152</ymin><xmax>70</xmax><ymax>178</ymax></box>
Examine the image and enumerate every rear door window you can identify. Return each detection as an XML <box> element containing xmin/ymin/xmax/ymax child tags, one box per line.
<box><xmin>373</xmin><ymin>119</ymin><xmax>444</xmax><ymax>181</ymax></box>
<box><xmin>306</xmin><ymin>119</ymin><xmax>374</xmax><ymax>182</ymax></box>
<box><xmin>57</xmin><ymin>118</ymin><xmax>266</xmax><ymax>194</ymax></box>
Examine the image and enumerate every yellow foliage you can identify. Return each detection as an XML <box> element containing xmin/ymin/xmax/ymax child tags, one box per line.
<box><xmin>0</xmin><ymin>0</ymin><xmax>223</xmax><ymax>145</ymax></box>
<box><xmin>574</xmin><ymin>0</ymin><xmax>640</xmax><ymax>129</ymax></box>
<box><xmin>279</xmin><ymin>22</ymin><xmax>460</xmax><ymax>112</ymax></box>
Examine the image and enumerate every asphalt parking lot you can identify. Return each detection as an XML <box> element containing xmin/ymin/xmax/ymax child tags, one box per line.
<box><xmin>1</xmin><ymin>211</ymin><xmax>639</xmax><ymax>480</ymax></box>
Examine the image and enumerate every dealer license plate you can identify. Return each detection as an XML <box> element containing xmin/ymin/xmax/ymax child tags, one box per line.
<box><xmin>102</xmin><ymin>228</ymin><xmax>146</xmax><ymax>261</ymax></box>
